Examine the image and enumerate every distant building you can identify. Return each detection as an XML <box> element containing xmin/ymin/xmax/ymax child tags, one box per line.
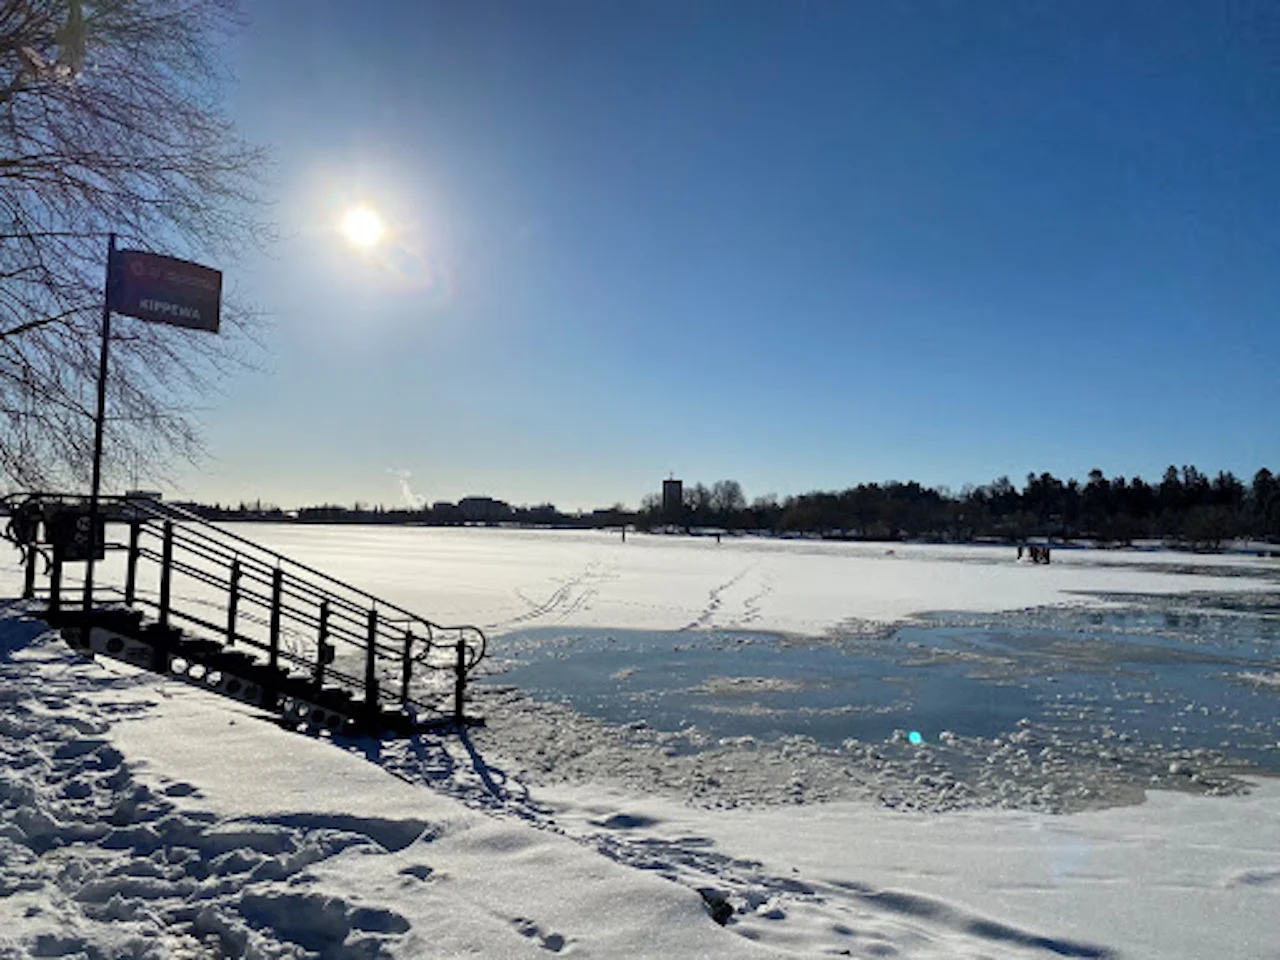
<box><xmin>426</xmin><ymin>501</ymin><xmax>458</xmax><ymax>523</ymax></box>
<box><xmin>662</xmin><ymin>478</ymin><xmax>683</xmax><ymax>519</ymax></box>
<box><xmin>457</xmin><ymin>496</ymin><xmax>512</xmax><ymax>523</ymax></box>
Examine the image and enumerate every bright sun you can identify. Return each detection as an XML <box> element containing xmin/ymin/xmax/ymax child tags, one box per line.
<box><xmin>340</xmin><ymin>205</ymin><xmax>385</xmax><ymax>248</ymax></box>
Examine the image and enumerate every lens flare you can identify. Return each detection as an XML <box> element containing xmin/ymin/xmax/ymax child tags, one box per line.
<box><xmin>319</xmin><ymin>184</ymin><xmax>451</xmax><ymax>299</ymax></box>
<box><xmin>340</xmin><ymin>205</ymin><xmax>385</xmax><ymax>248</ymax></box>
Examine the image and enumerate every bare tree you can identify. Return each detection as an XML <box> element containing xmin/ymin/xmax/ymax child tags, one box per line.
<box><xmin>0</xmin><ymin>0</ymin><xmax>266</xmax><ymax>490</ymax></box>
<box><xmin>709</xmin><ymin>479</ymin><xmax>745</xmax><ymax>517</ymax></box>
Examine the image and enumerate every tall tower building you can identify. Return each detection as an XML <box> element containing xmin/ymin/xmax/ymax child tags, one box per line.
<box><xmin>661</xmin><ymin>478</ymin><xmax>683</xmax><ymax>519</ymax></box>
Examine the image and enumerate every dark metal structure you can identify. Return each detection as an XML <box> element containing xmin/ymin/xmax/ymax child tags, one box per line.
<box><xmin>3</xmin><ymin>492</ymin><xmax>487</xmax><ymax>736</ymax></box>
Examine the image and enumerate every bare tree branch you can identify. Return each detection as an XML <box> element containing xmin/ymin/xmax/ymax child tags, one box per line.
<box><xmin>0</xmin><ymin>0</ymin><xmax>267</xmax><ymax>490</ymax></box>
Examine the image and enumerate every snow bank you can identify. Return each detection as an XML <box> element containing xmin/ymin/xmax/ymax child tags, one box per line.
<box><xmin>0</xmin><ymin>605</ymin><xmax>768</xmax><ymax>958</ymax></box>
<box><xmin>538</xmin><ymin>777</ymin><xmax>1280</xmax><ymax>960</ymax></box>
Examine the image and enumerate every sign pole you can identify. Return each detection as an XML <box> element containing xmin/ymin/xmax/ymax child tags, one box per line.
<box><xmin>77</xmin><ymin>240</ymin><xmax>221</xmax><ymax>619</ymax></box>
<box><xmin>83</xmin><ymin>232</ymin><xmax>116</xmax><ymax>617</ymax></box>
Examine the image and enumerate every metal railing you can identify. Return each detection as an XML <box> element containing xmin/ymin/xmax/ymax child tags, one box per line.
<box><xmin>3</xmin><ymin>492</ymin><xmax>486</xmax><ymax>724</ymax></box>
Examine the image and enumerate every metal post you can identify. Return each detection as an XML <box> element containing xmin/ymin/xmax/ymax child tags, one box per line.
<box><xmin>268</xmin><ymin>567</ymin><xmax>282</xmax><ymax>671</ymax></box>
<box><xmin>49</xmin><ymin>548</ymin><xmax>63</xmax><ymax>616</ymax></box>
<box><xmin>22</xmin><ymin>546</ymin><xmax>36</xmax><ymax>600</ymax></box>
<box><xmin>226</xmin><ymin>559</ymin><xmax>241</xmax><ymax>646</ymax></box>
<box><xmin>158</xmin><ymin>521</ymin><xmax>173</xmax><ymax>627</ymax></box>
<box><xmin>400</xmin><ymin>631</ymin><xmax>414</xmax><ymax>705</ymax></box>
<box><xmin>454</xmin><ymin>639</ymin><xmax>466</xmax><ymax>725</ymax></box>
<box><xmin>364</xmin><ymin>607</ymin><xmax>379</xmax><ymax>711</ymax></box>
<box><xmin>123</xmin><ymin>521</ymin><xmax>140</xmax><ymax>605</ymax></box>
<box><xmin>314</xmin><ymin>599</ymin><xmax>330</xmax><ymax>688</ymax></box>
<box><xmin>83</xmin><ymin>233</ymin><xmax>116</xmax><ymax>617</ymax></box>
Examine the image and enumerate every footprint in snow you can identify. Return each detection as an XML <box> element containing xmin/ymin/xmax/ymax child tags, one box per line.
<box><xmin>1229</xmin><ymin>868</ymin><xmax>1280</xmax><ymax>888</ymax></box>
<box><xmin>591</xmin><ymin>813</ymin><xmax>658</xmax><ymax>830</ymax></box>
<box><xmin>511</xmin><ymin>916</ymin><xmax>568</xmax><ymax>953</ymax></box>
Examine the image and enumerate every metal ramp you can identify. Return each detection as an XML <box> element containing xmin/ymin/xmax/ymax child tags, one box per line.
<box><xmin>2</xmin><ymin>493</ymin><xmax>487</xmax><ymax>736</ymax></box>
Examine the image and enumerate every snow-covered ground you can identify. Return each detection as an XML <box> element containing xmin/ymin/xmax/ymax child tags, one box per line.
<box><xmin>203</xmin><ymin>525</ymin><xmax>1279</xmax><ymax>636</ymax></box>
<box><xmin>2</xmin><ymin>528</ymin><xmax>1279</xmax><ymax>958</ymax></box>
<box><xmin>0</xmin><ymin>614</ymin><xmax>753</xmax><ymax>959</ymax></box>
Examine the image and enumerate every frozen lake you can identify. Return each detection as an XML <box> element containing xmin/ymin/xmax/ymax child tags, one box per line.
<box><xmin>225</xmin><ymin>525</ymin><xmax>1280</xmax><ymax>807</ymax></box>
<box><xmin>488</xmin><ymin>625</ymin><xmax>1041</xmax><ymax>747</ymax></box>
<box><xmin>4</xmin><ymin>524</ymin><xmax>1279</xmax><ymax>806</ymax></box>
<box><xmin>488</xmin><ymin>593</ymin><xmax>1280</xmax><ymax>774</ymax></box>
<box><xmin>123</xmin><ymin>523</ymin><xmax>1280</xmax><ymax>636</ymax></box>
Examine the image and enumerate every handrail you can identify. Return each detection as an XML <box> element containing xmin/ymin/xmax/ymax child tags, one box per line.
<box><xmin>2</xmin><ymin>491</ymin><xmax>487</xmax><ymax>725</ymax></box>
<box><xmin>133</xmin><ymin>498</ymin><xmax>484</xmax><ymax>665</ymax></box>
<box><xmin>6</xmin><ymin>491</ymin><xmax>487</xmax><ymax>664</ymax></box>
<box><xmin>132</xmin><ymin>539</ymin><xmax>460</xmax><ymax>667</ymax></box>
<box><xmin>141</xmin><ymin>497</ymin><xmax>467</xmax><ymax>629</ymax></box>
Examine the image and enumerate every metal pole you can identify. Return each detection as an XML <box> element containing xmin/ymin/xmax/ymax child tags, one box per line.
<box><xmin>22</xmin><ymin>546</ymin><xmax>36</xmax><ymax>600</ymax></box>
<box><xmin>49</xmin><ymin>548</ymin><xmax>63</xmax><ymax>616</ymax></box>
<box><xmin>159</xmin><ymin>520</ymin><xmax>173</xmax><ymax>627</ymax></box>
<box><xmin>82</xmin><ymin>233</ymin><xmax>116</xmax><ymax>617</ymax></box>
<box><xmin>226</xmin><ymin>558</ymin><xmax>241</xmax><ymax>646</ymax></box>
<box><xmin>123</xmin><ymin>521</ymin><xmax>140</xmax><ymax>605</ymax></box>
<box><xmin>268</xmin><ymin>567</ymin><xmax>282</xmax><ymax>671</ymax></box>
<box><xmin>364</xmin><ymin>607</ymin><xmax>379</xmax><ymax>712</ymax></box>
<box><xmin>400</xmin><ymin>631</ymin><xmax>414</xmax><ymax>705</ymax></box>
<box><xmin>454</xmin><ymin>639</ymin><xmax>466</xmax><ymax>725</ymax></box>
<box><xmin>314</xmin><ymin>599</ymin><xmax>330</xmax><ymax>689</ymax></box>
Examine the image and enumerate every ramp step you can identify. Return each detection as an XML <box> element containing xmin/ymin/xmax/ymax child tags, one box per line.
<box><xmin>174</xmin><ymin>637</ymin><xmax>223</xmax><ymax>660</ymax></box>
<box><xmin>49</xmin><ymin>606</ymin><xmax>462</xmax><ymax>738</ymax></box>
<box><xmin>210</xmin><ymin>650</ymin><xmax>256</xmax><ymax>672</ymax></box>
<box><xmin>139</xmin><ymin>623</ymin><xmax>182</xmax><ymax>647</ymax></box>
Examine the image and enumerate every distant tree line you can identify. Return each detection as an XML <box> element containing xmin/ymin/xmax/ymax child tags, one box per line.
<box><xmin>178</xmin><ymin>496</ymin><xmax>625</xmax><ymax>530</ymax></box>
<box><xmin>171</xmin><ymin>465</ymin><xmax>1280</xmax><ymax>551</ymax></box>
<box><xmin>637</xmin><ymin>467</ymin><xmax>1280</xmax><ymax>549</ymax></box>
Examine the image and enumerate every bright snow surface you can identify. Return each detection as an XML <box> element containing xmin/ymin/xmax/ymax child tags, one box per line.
<box><xmin>199</xmin><ymin>526</ymin><xmax>1276</xmax><ymax>636</ymax></box>
<box><xmin>2</xmin><ymin>528</ymin><xmax>1279</xmax><ymax>958</ymax></box>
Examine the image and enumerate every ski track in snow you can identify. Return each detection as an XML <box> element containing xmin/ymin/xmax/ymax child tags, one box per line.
<box><xmin>497</xmin><ymin>559</ymin><xmax>615</xmax><ymax>632</ymax></box>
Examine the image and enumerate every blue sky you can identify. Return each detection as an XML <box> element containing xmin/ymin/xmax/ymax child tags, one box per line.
<box><xmin>167</xmin><ymin>1</ymin><xmax>1278</xmax><ymax>510</ymax></box>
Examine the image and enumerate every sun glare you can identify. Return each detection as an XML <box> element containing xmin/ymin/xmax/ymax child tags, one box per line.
<box><xmin>340</xmin><ymin>205</ymin><xmax>385</xmax><ymax>249</ymax></box>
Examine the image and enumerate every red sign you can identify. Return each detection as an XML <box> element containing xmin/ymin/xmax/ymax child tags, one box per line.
<box><xmin>109</xmin><ymin>250</ymin><xmax>222</xmax><ymax>333</ymax></box>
